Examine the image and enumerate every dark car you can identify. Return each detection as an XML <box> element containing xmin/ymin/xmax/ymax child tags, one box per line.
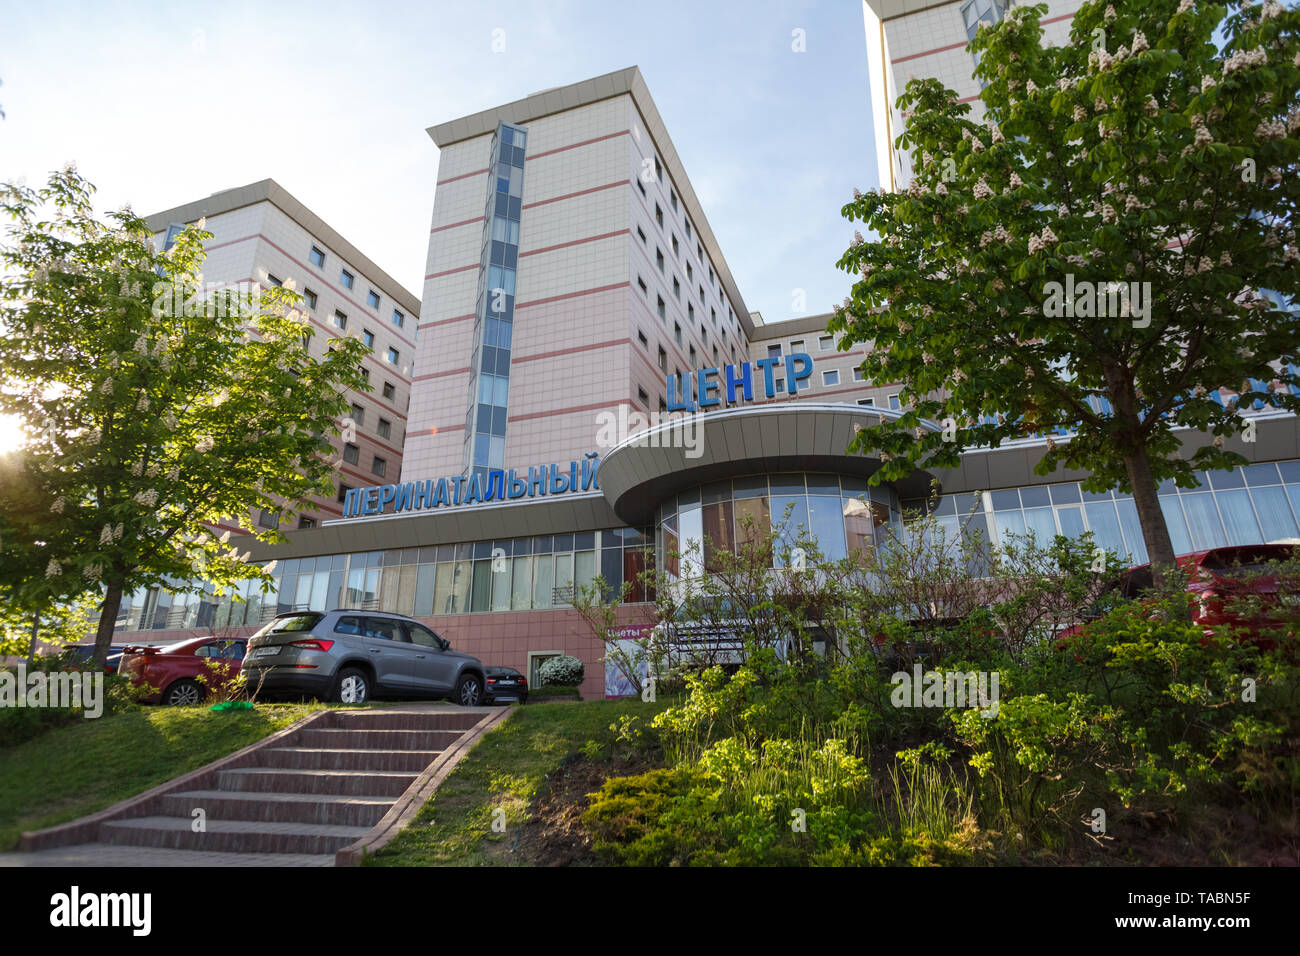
<box><xmin>241</xmin><ymin>609</ymin><xmax>487</xmax><ymax>706</ymax></box>
<box><xmin>118</xmin><ymin>637</ymin><xmax>248</xmax><ymax>705</ymax></box>
<box><xmin>62</xmin><ymin>643</ymin><xmax>131</xmax><ymax>674</ymax></box>
<box><xmin>484</xmin><ymin>666</ymin><xmax>528</xmax><ymax>704</ymax></box>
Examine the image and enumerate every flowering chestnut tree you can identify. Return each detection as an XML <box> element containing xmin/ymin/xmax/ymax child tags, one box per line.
<box><xmin>829</xmin><ymin>0</ymin><xmax>1300</xmax><ymax>584</ymax></box>
<box><xmin>0</xmin><ymin>167</ymin><xmax>370</xmax><ymax>665</ymax></box>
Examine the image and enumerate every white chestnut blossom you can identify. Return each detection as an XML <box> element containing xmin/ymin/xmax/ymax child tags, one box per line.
<box><xmin>134</xmin><ymin>489</ymin><xmax>159</xmax><ymax>507</ymax></box>
<box><xmin>45</xmin><ymin>559</ymin><xmax>62</xmax><ymax>579</ymax></box>
<box><xmin>195</xmin><ymin>435</ymin><xmax>215</xmax><ymax>453</ymax></box>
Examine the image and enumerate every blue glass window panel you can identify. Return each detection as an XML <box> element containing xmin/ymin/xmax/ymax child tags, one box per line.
<box><xmin>504</xmin><ymin>245</ymin><xmax>518</xmax><ymax>269</ymax></box>
<box><xmin>1179</xmin><ymin>494</ymin><xmax>1226</xmax><ymax>550</ymax></box>
<box><xmin>490</xmin><ymin>240</ymin><xmax>506</xmax><ymax>266</ymax></box>
<box><xmin>1243</xmin><ymin>463</ymin><xmax>1281</xmax><ymax>486</ymax></box>
<box><xmin>1113</xmin><ymin>498</ymin><xmax>1148</xmax><ymax>565</ymax></box>
<box><xmin>508</xmin><ymin>166</ymin><xmax>523</xmax><ymax>196</ymax></box>
<box><xmin>500</xmin><ymin>269</ymin><xmax>516</xmax><ymax>295</ymax></box>
<box><xmin>808</xmin><ymin>495</ymin><xmax>848</xmax><ymax>561</ymax></box>
<box><xmin>1057</xmin><ymin>505</ymin><xmax>1086</xmax><ymax>540</ymax></box>
<box><xmin>481</xmin><ymin>345</ymin><xmax>497</xmax><ymax>371</ymax></box>
<box><xmin>489</xmin><ymin>436</ymin><xmax>505</xmax><ymax>466</ymax></box>
<box><xmin>770</xmin><ymin>474</ymin><xmax>805</xmax><ymax>494</ymax></box>
<box><xmin>1084</xmin><ymin>501</ymin><xmax>1125</xmax><ymax>556</ymax></box>
<box><xmin>1217</xmin><ymin>489</ymin><xmax>1263</xmax><ymax>545</ymax></box>
<box><xmin>493</xmin><ymin>348</ymin><xmax>510</xmax><ymax>376</ymax></box>
<box><xmin>478</xmin><ymin>374</ymin><xmax>495</xmax><ymax>403</ymax></box>
<box><xmin>497</xmin><ymin>176</ymin><xmax>510</xmax><ymax>194</ymax></box>
<box><xmin>932</xmin><ymin>495</ymin><xmax>958</xmax><ymax>516</ymax></box>
<box><xmin>1049</xmin><ymin>483</ymin><xmax>1082</xmax><ymax>505</ymax></box>
<box><xmin>990</xmin><ymin>489</ymin><xmax>1020</xmax><ymax>510</ymax></box>
<box><xmin>508</xmin><ymin>196</ymin><xmax>522</xmax><ymax>220</ymax></box>
<box><xmin>771</xmin><ymin>496</ymin><xmax>810</xmax><ymax>566</ymax></box>
<box><xmin>1023</xmin><ymin>507</ymin><xmax>1057</xmax><ymax>545</ymax></box>
<box><xmin>500</xmin><ymin>127</ymin><xmax>514</xmax><ymax>146</ymax></box>
<box><xmin>1158</xmin><ymin>496</ymin><xmax>1194</xmax><ymax>555</ymax></box>
<box><xmin>1081</xmin><ymin>486</ymin><xmax>1113</xmax><ymax>501</ymax></box>
<box><xmin>473</xmin><ymin>440</ymin><xmax>490</xmax><ymax>467</ymax></box>
<box><xmin>492</xmin><ymin>218</ymin><xmax>508</xmax><ymax>242</ymax></box>
<box><xmin>484</xmin><ymin>318</ymin><xmax>499</xmax><ymax>348</ymax></box>
<box><xmin>487</xmin><ymin>265</ymin><xmax>504</xmax><ymax>291</ymax></box>
<box><xmin>1157</xmin><ymin>478</ymin><xmax>1178</xmax><ymax>495</ymax></box>
<box><xmin>513</xmin><ymin>129</ymin><xmax>526</xmax><ymax>148</ymax></box>
<box><xmin>511</xmin><ymin>145</ymin><xmax>525</xmax><ymax>167</ymax></box>
<box><xmin>732</xmin><ymin>476</ymin><xmax>768</xmax><ymax>499</ymax></box>
<box><xmin>476</xmin><ymin>404</ymin><xmax>493</xmax><ymax>433</ymax></box>
<box><xmin>806</xmin><ymin>474</ymin><xmax>841</xmax><ymax>496</ymax></box>
<box><xmin>993</xmin><ymin>509</ymin><xmax>1026</xmax><ymax>542</ymax></box>
<box><xmin>1249</xmin><ymin>484</ymin><xmax>1299</xmax><ymax>539</ymax></box>
<box><xmin>1019</xmin><ymin>486</ymin><xmax>1050</xmax><ymax>507</ymax></box>
<box><xmin>491</xmin><ymin>406</ymin><xmax>507</xmax><ymax>435</ymax></box>
<box><xmin>1280</xmin><ymin>460</ymin><xmax>1300</xmax><ymax>483</ymax></box>
<box><xmin>495</xmin><ymin>193</ymin><xmax>509</xmax><ymax>218</ymax></box>
<box><xmin>1209</xmin><ymin>468</ymin><xmax>1244</xmax><ymax>489</ymax></box>
<box><xmin>493</xmin><ymin>376</ymin><xmax>509</xmax><ymax>406</ymax></box>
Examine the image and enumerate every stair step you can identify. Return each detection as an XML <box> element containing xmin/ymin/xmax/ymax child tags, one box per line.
<box><xmin>100</xmin><ymin>816</ymin><xmax>370</xmax><ymax>855</ymax></box>
<box><xmin>217</xmin><ymin>768</ymin><xmax>417</xmax><ymax>797</ymax></box>
<box><xmin>299</xmin><ymin>728</ymin><xmax>466</xmax><ymax>750</ymax></box>
<box><xmin>161</xmin><ymin>790</ymin><xmax>394</xmax><ymax>828</ymax></box>
<box><xmin>260</xmin><ymin>747</ymin><xmax>439</xmax><ymax>773</ymax></box>
<box><xmin>329</xmin><ymin>710</ymin><xmax>486</xmax><ymax>732</ymax></box>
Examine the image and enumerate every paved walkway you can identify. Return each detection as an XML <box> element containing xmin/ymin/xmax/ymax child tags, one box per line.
<box><xmin>0</xmin><ymin>844</ymin><xmax>331</xmax><ymax>866</ymax></box>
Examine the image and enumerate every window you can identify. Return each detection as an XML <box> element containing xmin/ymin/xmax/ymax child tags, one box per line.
<box><xmin>362</xmin><ymin>329</ymin><xmax>375</xmax><ymax>348</ymax></box>
<box><xmin>688</xmin><ymin>303</ymin><xmax>695</xmax><ymax>322</ymax></box>
<box><xmin>337</xmin><ymin>483</ymin><xmax>352</xmax><ymax>503</ymax></box>
<box><xmin>377</xmin><ymin>418</ymin><xmax>391</xmax><ymax>439</ymax></box>
<box><xmin>689</xmin><ymin>345</ymin><xmax>697</xmax><ymax>364</ymax></box>
<box><xmin>343</xmin><ymin>442</ymin><xmax>360</xmax><ymax>465</ymax></box>
<box><xmin>367</xmin><ymin>290</ymin><xmax>380</xmax><ymax>309</ymax></box>
<box><xmin>791</xmin><ymin>339</ymin><xmax>805</xmax><ymax>352</ymax></box>
<box><xmin>637</xmin><ymin>226</ymin><xmax>646</xmax><ymax>245</ymax></box>
<box><xmin>340</xmin><ymin>269</ymin><xmax>354</xmax><ymax>289</ymax></box>
<box><xmin>712</xmin><ymin>344</ymin><xmax>719</xmax><ymax>364</ymax></box>
<box><xmin>674</xmin><ymin>322</ymin><xmax>683</xmax><ymax>346</ymax></box>
<box><xmin>310</xmin><ymin>246</ymin><xmax>326</xmax><ymax>267</ymax></box>
<box><xmin>351</xmin><ymin>403</ymin><xmax>364</xmax><ymax>426</ymax></box>
<box><xmin>685</xmin><ymin>220</ymin><xmax>692</xmax><ymax>239</ymax></box>
<box><xmin>819</xmin><ymin>334</ymin><xmax>834</xmax><ymax>350</ymax></box>
<box><xmin>638</xmin><ymin>386</ymin><xmax>650</xmax><ymax>406</ymax></box>
<box><xmin>298</xmin><ymin>516</ymin><xmax>316</xmax><ymax>529</ymax></box>
<box><xmin>853</xmin><ymin>368</ymin><xmax>865</xmax><ymax>382</ymax></box>
<box><xmin>658</xmin><ymin>346</ymin><xmax>667</xmax><ymax>372</ymax></box>
<box><xmin>267</xmin><ymin>274</ymin><xmax>283</xmax><ymax>287</ymax></box>
<box><xmin>656</xmin><ymin>249</ymin><xmax>664</xmax><ymax>273</ymax></box>
<box><xmin>659</xmin><ymin>396</ymin><xmax>668</xmax><ymax>412</ymax></box>
<box><xmin>382</xmin><ymin>381</ymin><xmax>396</xmax><ymax>400</ymax></box>
<box><xmin>670</xmin><ymin>187</ymin><xmax>678</xmax><ymax>211</ymax></box>
<box><xmin>699</xmin><ymin>284</ymin><xmax>705</xmax><ymax>302</ymax></box>
<box><xmin>767</xmin><ymin>344</ymin><xmax>781</xmax><ymax>360</ymax></box>
<box><xmin>673</xmin><ymin>277</ymin><xmax>681</xmax><ymax>300</ymax></box>
<box><xmin>258</xmin><ymin>508</ymin><xmax>279</xmax><ymax>529</ymax></box>
<box><xmin>638</xmin><ymin>276</ymin><xmax>648</xmax><ymax>297</ymax></box>
<box><xmin>657</xmin><ymin>296</ymin><xmax>666</xmax><ymax>321</ymax></box>
<box><xmin>392</xmin><ymin>308</ymin><xmax>405</xmax><ymax>328</ymax></box>
<box><xmin>672</xmin><ymin>235</ymin><xmax>679</xmax><ymax>257</ymax></box>
<box><xmin>372</xmin><ymin>456</ymin><xmax>387</xmax><ymax>477</ymax></box>
<box><xmin>387</xmin><ymin>347</ymin><xmax>399</xmax><ymax>365</ymax></box>
<box><xmin>697</xmin><ymin>242</ymin><xmax>703</xmax><ymax>261</ymax></box>
<box><xmin>686</xmin><ymin>262</ymin><xmax>693</xmax><ymax>282</ymax></box>
<box><xmin>775</xmin><ymin>377</ymin><xmax>785</xmax><ymax>393</ymax></box>
<box><xmin>359</xmin><ymin>367</ymin><xmax>369</xmax><ymax>385</ymax></box>
<box><xmin>637</xmin><ymin>329</ymin><xmax>648</xmax><ymax>348</ymax></box>
<box><xmin>333</xmin><ymin>310</ymin><xmax>347</xmax><ymax>330</ymax></box>
<box><xmin>655</xmin><ymin>204</ymin><xmax>663</xmax><ymax>228</ymax></box>
<box><xmin>303</xmin><ymin>289</ymin><xmax>317</xmax><ymax>310</ymax></box>
<box><xmin>636</xmin><ymin>177</ymin><xmax>646</xmax><ymax>197</ymax></box>
<box><xmin>858</xmin><ymin>398</ymin><xmax>875</xmax><ymax>407</ymax></box>
<box><xmin>823</xmin><ymin>370</ymin><xmax>840</xmax><ymax>386</ymax></box>
<box><xmin>888</xmin><ymin>394</ymin><xmax>901</xmax><ymax>410</ymax></box>
<box><xmin>654</xmin><ymin>155</ymin><xmax>662</xmax><ymax>182</ymax></box>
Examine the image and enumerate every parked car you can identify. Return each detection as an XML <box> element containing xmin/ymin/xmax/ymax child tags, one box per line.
<box><xmin>118</xmin><ymin>637</ymin><xmax>248</xmax><ymax>705</ymax></box>
<box><xmin>241</xmin><ymin>610</ymin><xmax>487</xmax><ymax>706</ymax></box>
<box><xmin>484</xmin><ymin>666</ymin><xmax>528</xmax><ymax>704</ymax></box>
<box><xmin>61</xmin><ymin>643</ymin><xmax>131</xmax><ymax>674</ymax></box>
<box><xmin>1059</xmin><ymin>544</ymin><xmax>1298</xmax><ymax>648</ymax></box>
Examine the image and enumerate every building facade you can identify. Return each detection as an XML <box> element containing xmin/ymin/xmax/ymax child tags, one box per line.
<box><xmin>118</xmin><ymin>62</ymin><xmax>1300</xmax><ymax>702</ymax></box>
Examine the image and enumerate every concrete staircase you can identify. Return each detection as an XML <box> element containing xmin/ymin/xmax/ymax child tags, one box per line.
<box><xmin>9</xmin><ymin>706</ymin><xmax>491</xmax><ymax>866</ymax></box>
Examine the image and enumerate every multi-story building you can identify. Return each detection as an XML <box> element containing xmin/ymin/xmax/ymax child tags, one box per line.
<box><xmin>129</xmin><ymin>180</ymin><xmax>419</xmax><ymax>626</ymax></box>
<box><xmin>118</xmin><ymin>65</ymin><xmax>1300</xmax><ymax>702</ymax></box>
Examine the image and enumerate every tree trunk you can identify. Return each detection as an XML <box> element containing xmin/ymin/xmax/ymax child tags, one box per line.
<box><xmin>93</xmin><ymin>581</ymin><xmax>124</xmax><ymax>670</ymax></box>
<box><xmin>25</xmin><ymin>612</ymin><xmax>38</xmax><ymax>665</ymax></box>
<box><xmin>1122</xmin><ymin>445</ymin><xmax>1179</xmax><ymax>589</ymax></box>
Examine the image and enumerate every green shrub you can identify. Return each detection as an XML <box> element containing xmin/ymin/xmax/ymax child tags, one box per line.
<box><xmin>538</xmin><ymin>655</ymin><xmax>584</xmax><ymax>687</ymax></box>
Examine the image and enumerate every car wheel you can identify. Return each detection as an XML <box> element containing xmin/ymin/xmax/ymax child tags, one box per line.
<box><xmin>163</xmin><ymin>679</ymin><xmax>204</xmax><ymax>707</ymax></box>
<box><xmin>334</xmin><ymin>667</ymin><xmax>370</xmax><ymax>705</ymax></box>
<box><xmin>455</xmin><ymin>673</ymin><xmax>483</xmax><ymax>707</ymax></box>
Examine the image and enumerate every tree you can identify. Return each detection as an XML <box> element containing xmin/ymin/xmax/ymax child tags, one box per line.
<box><xmin>0</xmin><ymin>167</ymin><xmax>371</xmax><ymax>666</ymax></box>
<box><xmin>829</xmin><ymin>0</ymin><xmax>1300</xmax><ymax>586</ymax></box>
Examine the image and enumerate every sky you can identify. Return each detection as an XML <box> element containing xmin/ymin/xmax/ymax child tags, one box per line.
<box><xmin>0</xmin><ymin>0</ymin><xmax>881</xmax><ymax>326</ymax></box>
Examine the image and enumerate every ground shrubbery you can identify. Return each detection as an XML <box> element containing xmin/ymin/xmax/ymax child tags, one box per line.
<box><xmin>539</xmin><ymin>655</ymin><xmax>585</xmax><ymax>687</ymax></box>
<box><xmin>581</xmin><ymin>517</ymin><xmax>1300</xmax><ymax>865</ymax></box>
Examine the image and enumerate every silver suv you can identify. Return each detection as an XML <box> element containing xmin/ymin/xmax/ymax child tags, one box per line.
<box><xmin>241</xmin><ymin>610</ymin><xmax>487</xmax><ymax>706</ymax></box>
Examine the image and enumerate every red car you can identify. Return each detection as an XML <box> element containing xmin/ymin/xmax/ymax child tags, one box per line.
<box><xmin>118</xmin><ymin>637</ymin><xmax>249</xmax><ymax>705</ymax></box>
<box><xmin>1060</xmin><ymin>544</ymin><xmax>1298</xmax><ymax>648</ymax></box>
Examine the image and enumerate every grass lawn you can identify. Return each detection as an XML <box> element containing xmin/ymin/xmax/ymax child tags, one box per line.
<box><xmin>369</xmin><ymin>698</ymin><xmax>667</xmax><ymax>866</ymax></box>
<box><xmin>0</xmin><ymin>702</ymin><xmax>326</xmax><ymax>849</ymax></box>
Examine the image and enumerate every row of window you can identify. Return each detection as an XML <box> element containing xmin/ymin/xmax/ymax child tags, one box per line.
<box><xmin>307</xmin><ymin>243</ymin><xmax>406</xmax><ymax>329</ymax></box>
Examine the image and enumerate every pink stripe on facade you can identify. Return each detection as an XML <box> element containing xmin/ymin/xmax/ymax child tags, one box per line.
<box><xmin>522</xmin><ymin>180</ymin><xmax>628</xmax><ymax>210</ymax></box>
<box><xmin>437</xmin><ymin>168</ymin><xmax>489</xmax><ymax>186</ymax></box>
<box><xmin>507</xmin><ymin>399</ymin><xmax>623</xmax><ymax>424</ymax></box>
<box><xmin>526</xmin><ymin>129</ymin><xmax>630</xmax><ymax>161</ymax></box>
<box><xmin>419</xmin><ymin>312</ymin><xmax>475</xmax><ymax>330</ymax></box>
<box><xmin>512</xmin><ymin>338</ymin><xmax>629</xmax><ymax>365</ymax></box>
<box><xmin>515</xmin><ymin>281</ymin><xmax>629</xmax><ymax>311</ymax></box>
<box><xmin>424</xmin><ymin>262</ymin><xmax>479</xmax><ymax>280</ymax></box>
<box><xmin>429</xmin><ymin>216</ymin><xmax>485</xmax><ymax>234</ymax></box>
<box><xmin>413</xmin><ymin>366</ymin><xmax>471</xmax><ymax>382</ymax></box>
<box><xmin>519</xmin><ymin>229</ymin><xmax>629</xmax><ymax>259</ymax></box>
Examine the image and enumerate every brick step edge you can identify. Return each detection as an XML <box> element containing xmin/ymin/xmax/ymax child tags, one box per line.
<box><xmin>335</xmin><ymin>706</ymin><xmax>515</xmax><ymax>866</ymax></box>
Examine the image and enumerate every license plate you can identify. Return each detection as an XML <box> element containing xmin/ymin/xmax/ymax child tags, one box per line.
<box><xmin>250</xmin><ymin>646</ymin><xmax>279</xmax><ymax>658</ymax></box>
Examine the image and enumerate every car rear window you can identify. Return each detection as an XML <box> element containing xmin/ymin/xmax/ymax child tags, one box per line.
<box><xmin>254</xmin><ymin>613</ymin><xmax>324</xmax><ymax>637</ymax></box>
